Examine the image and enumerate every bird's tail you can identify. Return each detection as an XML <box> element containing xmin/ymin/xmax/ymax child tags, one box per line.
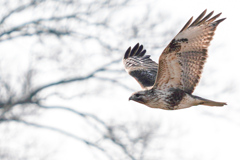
<box><xmin>193</xmin><ymin>96</ymin><xmax>227</xmax><ymax>107</ymax></box>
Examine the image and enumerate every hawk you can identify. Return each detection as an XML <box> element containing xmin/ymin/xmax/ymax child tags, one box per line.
<box><xmin>123</xmin><ymin>10</ymin><xmax>227</xmax><ymax>110</ymax></box>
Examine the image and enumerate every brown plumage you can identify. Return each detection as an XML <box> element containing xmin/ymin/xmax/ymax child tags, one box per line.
<box><xmin>123</xmin><ymin>10</ymin><xmax>227</xmax><ymax>110</ymax></box>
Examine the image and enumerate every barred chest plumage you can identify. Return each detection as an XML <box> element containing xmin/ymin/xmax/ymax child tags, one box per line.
<box><xmin>145</xmin><ymin>88</ymin><xmax>197</xmax><ymax>110</ymax></box>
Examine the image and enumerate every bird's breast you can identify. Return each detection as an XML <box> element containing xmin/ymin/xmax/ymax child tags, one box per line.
<box><xmin>145</xmin><ymin>88</ymin><xmax>195</xmax><ymax>110</ymax></box>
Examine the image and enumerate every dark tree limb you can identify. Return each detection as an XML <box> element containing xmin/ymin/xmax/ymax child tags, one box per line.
<box><xmin>0</xmin><ymin>58</ymin><xmax>122</xmax><ymax>110</ymax></box>
<box><xmin>0</xmin><ymin>0</ymin><xmax>42</xmax><ymax>25</ymax></box>
<box><xmin>0</xmin><ymin>118</ymin><xmax>113</xmax><ymax>160</ymax></box>
<box><xmin>36</xmin><ymin>104</ymin><xmax>137</xmax><ymax>160</ymax></box>
<box><xmin>36</xmin><ymin>104</ymin><xmax>108</xmax><ymax>129</ymax></box>
<box><xmin>28</xmin><ymin>58</ymin><xmax>122</xmax><ymax>100</ymax></box>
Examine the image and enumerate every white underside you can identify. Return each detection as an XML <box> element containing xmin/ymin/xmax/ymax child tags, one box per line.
<box><xmin>146</xmin><ymin>93</ymin><xmax>199</xmax><ymax>110</ymax></box>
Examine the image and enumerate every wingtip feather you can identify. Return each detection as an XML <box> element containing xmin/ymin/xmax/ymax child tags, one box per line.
<box><xmin>138</xmin><ymin>49</ymin><xmax>146</xmax><ymax>57</ymax></box>
<box><xmin>130</xmin><ymin>43</ymin><xmax>139</xmax><ymax>57</ymax></box>
<box><xmin>189</xmin><ymin>9</ymin><xmax>207</xmax><ymax>27</ymax></box>
<box><xmin>213</xmin><ymin>17</ymin><xmax>226</xmax><ymax>25</ymax></box>
<box><xmin>179</xmin><ymin>16</ymin><xmax>193</xmax><ymax>33</ymax></box>
<box><xmin>135</xmin><ymin>45</ymin><xmax>143</xmax><ymax>55</ymax></box>
<box><xmin>124</xmin><ymin>43</ymin><xmax>147</xmax><ymax>59</ymax></box>
<box><xmin>124</xmin><ymin>47</ymin><xmax>131</xmax><ymax>59</ymax></box>
<box><xmin>183</xmin><ymin>10</ymin><xmax>225</xmax><ymax>30</ymax></box>
<box><xmin>206</xmin><ymin>12</ymin><xmax>222</xmax><ymax>23</ymax></box>
<box><xmin>197</xmin><ymin>11</ymin><xmax>214</xmax><ymax>25</ymax></box>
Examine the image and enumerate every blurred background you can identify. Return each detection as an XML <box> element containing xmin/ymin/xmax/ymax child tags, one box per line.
<box><xmin>0</xmin><ymin>0</ymin><xmax>240</xmax><ymax>160</ymax></box>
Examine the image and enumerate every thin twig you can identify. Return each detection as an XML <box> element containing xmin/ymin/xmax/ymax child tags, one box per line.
<box><xmin>37</xmin><ymin>104</ymin><xmax>108</xmax><ymax>128</ymax></box>
<box><xmin>0</xmin><ymin>0</ymin><xmax>40</xmax><ymax>25</ymax></box>
<box><xmin>36</xmin><ymin>104</ymin><xmax>136</xmax><ymax>160</ymax></box>
<box><xmin>0</xmin><ymin>118</ymin><xmax>113</xmax><ymax>160</ymax></box>
<box><xmin>28</xmin><ymin>58</ymin><xmax>121</xmax><ymax>100</ymax></box>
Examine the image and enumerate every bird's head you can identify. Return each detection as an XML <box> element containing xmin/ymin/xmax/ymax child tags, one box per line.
<box><xmin>129</xmin><ymin>90</ymin><xmax>148</xmax><ymax>104</ymax></box>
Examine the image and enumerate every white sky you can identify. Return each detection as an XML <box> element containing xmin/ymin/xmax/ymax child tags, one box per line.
<box><xmin>1</xmin><ymin>0</ymin><xmax>240</xmax><ymax>160</ymax></box>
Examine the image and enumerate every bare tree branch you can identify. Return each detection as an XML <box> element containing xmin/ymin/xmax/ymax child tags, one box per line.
<box><xmin>0</xmin><ymin>14</ymin><xmax>80</xmax><ymax>42</ymax></box>
<box><xmin>0</xmin><ymin>58</ymin><xmax>121</xmax><ymax>109</ymax></box>
<box><xmin>0</xmin><ymin>118</ymin><xmax>113</xmax><ymax>160</ymax></box>
<box><xmin>0</xmin><ymin>0</ymin><xmax>42</xmax><ymax>25</ymax></box>
<box><xmin>104</xmin><ymin>131</ymin><xmax>137</xmax><ymax>160</ymax></box>
<box><xmin>36</xmin><ymin>104</ymin><xmax>108</xmax><ymax>129</ymax></box>
<box><xmin>36</xmin><ymin>104</ymin><xmax>137</xmax><ymax>160</ymax></box>
<box><xmin>95</xmin><ymin>77</ymin><xmax>135</xmax><ymax>92</ymax></box>
<box><xmin>28</xmin><ymin>58</ymin><xmax>122</xmax><ymax>100</ymax></box>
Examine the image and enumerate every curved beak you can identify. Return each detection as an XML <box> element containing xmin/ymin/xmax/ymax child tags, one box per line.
<box><xmin>129</xmin><ymin>96</ymin><xmax>133</xmax><ymax>101</ymax></box>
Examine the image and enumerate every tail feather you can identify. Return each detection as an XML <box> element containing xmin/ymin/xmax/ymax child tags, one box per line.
<box><xmin>194</xmin><ymin>96</ymin><xmax>227</xmax><ymax>107</ymax></box>
<box><xmin>200</xmin><ymin>100</ymin><xmax>227</xmax><ymax>106</ymax></box>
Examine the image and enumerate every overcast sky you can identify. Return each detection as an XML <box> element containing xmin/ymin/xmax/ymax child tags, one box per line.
<box><xmin>1</xmin><ymin>0</ymin><xmax>240</xmax><ymax>160</ymax></box>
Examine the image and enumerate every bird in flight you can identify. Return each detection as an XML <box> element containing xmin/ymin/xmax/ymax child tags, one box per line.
<box><xmin>123</xmin><ymin>9</ymin><xmax>227</xmax><ymax>110</ymax></box>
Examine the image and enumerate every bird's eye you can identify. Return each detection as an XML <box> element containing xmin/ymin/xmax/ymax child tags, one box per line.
<box><xmin>135</xmin><ymin>94</ymin><xmax>141</xmax><ymax>98</ymax></box>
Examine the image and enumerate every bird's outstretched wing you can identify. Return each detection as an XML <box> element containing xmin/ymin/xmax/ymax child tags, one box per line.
<box><xmin>153</xmin><ymin>9</ymin><xmax>226</xmax><ymax>94</ymax></box>
<box><xmin>123</xmin><ymin>43</ymin><xmax>158</xmax><ymax>89</ymax></box>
